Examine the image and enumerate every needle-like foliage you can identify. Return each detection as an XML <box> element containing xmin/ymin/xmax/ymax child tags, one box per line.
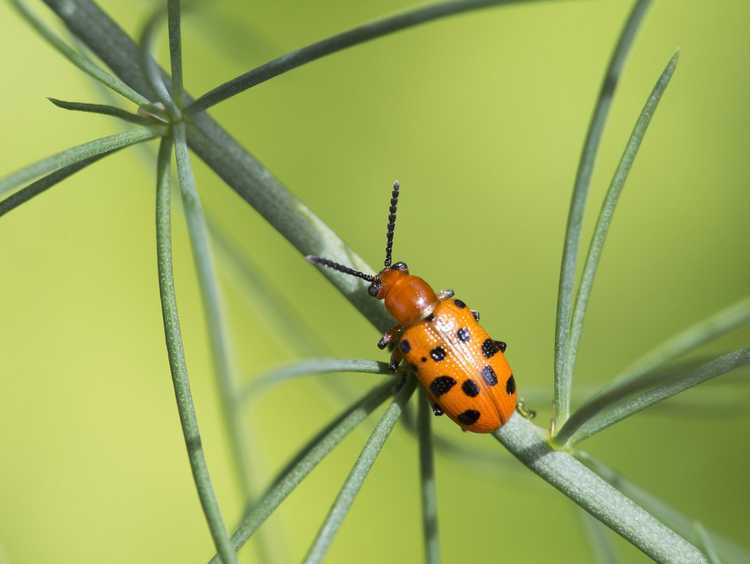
<box><xmin>154</xmin><ymin>134</ymin><xmax>237</xmax><ymax>564</ymax></box>
<box><xmin>556</xmin><ymin>347</ymin><xmax>750</xmax><ymax>446</ymax></box>
<box><xmin>553</xmin><ymin>0</ymin><xmax>652</xmax><ymax>428</ymax></box>
<box><xmin>304</xmin><ymin>378</ymin><xmax>418</xmax><ymax>563</ymax></box>
<box><xmin>4</xmin><ymin>1</ymin><xmax>748</xmax><ymax>563</ymax></box>
<box><xmin>558</xmin><ymin>52</ymin><xmax>680</xmax><ymax>421</ymax></box>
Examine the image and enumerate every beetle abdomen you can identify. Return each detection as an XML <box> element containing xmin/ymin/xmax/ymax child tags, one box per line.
<box><xmin>400</xmin><ymin>298</ymin><xmax>516</xmax><ymax>433</ymax></box>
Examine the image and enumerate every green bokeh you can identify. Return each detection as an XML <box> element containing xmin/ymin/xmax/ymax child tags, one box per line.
<box><xmin>1</xmin><ymin>1</ymin><xmax>748</xmax><ymax>562</ymax></box>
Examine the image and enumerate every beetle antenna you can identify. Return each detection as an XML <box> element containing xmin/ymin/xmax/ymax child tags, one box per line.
<box><xmin>306</xmin><ymin>255</ymin><xmax>375</xmax><ymax>282</ymax></box>
<box><xmin>384</xmin><ymin>180</ymin><xmax>400</xmax><ymax>267</ymax></box>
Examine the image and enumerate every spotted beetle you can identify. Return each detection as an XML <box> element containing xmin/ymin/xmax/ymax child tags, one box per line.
<box><xmin>308</xmin><ymin>181</ymin><xmax>517</xmax><ymax>432</ymax></box>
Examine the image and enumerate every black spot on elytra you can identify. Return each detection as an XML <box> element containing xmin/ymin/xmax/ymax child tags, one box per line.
<box><xmin>457</xmin><ymin>327</ymin><xmax>470</xmax><ymax>342</ymax></box>
<box><xmin>482</xmin><ymin>338</ymin><xmax>500</xmax><ymax>358</ymax></box>
<box><xmin>481</xmin><ymin>365</ymin><xmax>498</xmax><ymax>386</ymax></box>
<box><xmin>453</xmin><ymin>299</ymin><xmax>466</xmax><ymax>309</ymax></box>
<box><xmin>429</xmin><ymin>375</ymin><xmax>456</xmax><ymax>396</ymax></box>
<box><xmin>462</xmin><ymin>379</ymin><xmax>480</xmax><ymax>397</ymax></box>
<box><xmin>457</xmin><ymin>409</ymin><xmax>480</xmax><ymax>425</ymax></box>
<box><xmin>430</xmin><ymin>346</ymin><xmax>446</xmax><ymax>362</ymax></box>
<box><xmin>506</xmin><ymin>374</ymin><xmax>516</xmax><ymax>395</ymax></box>
<box><xmin>421</xmin><ymin>357</ymin><xmax>427</xmax><ymax>363</ymax></box>
<box><xmin>472</xmin><ymin>310</ymin><xmax>480</xmax><ymax>321</ymax></box>
<box><xmin>425</xmin><ymin>313</ymin><xmax>435</xmax><ymax>322</ymax></box>
<box><xmin>400</xmin><ymin>340</ymin><xmax>411</xmax><ymax>353</ymax></box>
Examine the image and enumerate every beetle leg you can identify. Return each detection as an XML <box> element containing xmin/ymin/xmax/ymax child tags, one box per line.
<box><xmin>494</xmin><ymin>340</ymin><xmax>507</xmax><ymax>352</ymax></box>
<box><xmin>471</xmin><ymin>309</ymin><xmax>480</xmax><ymax>321</ymax></box>
<box><xmin>377</xmin><ymin>325</ymin><xmax>402</xmax><ymax>350</ymax></box>
<box><xmin>393</xmin><ymin>373</ymin><xmax>407</xmax><ymax>392</ymax></box>
<box><xmin>437</xmin><ymin>288</ymin><xmax>455</xmax><ymax>300</ymax></box>
<box><xmin>431</xmin><ymin>403</ymin><xmax>444</xmax><ymax>416</ymax></box>
<box><xmin>389</xmin><ymin>347</ymin><xmax>403</xmax><ymax>372</ymax></box>
<box><xmin>516</xmin><ymin>398</ymin><xmax>536</xmax><ymax>420</ymax></box>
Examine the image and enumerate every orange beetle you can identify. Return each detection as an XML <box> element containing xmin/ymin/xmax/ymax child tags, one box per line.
<box><xmin>308</xmin><ymin>181</ymin><xmax>517</xmax><ymax>432</ymax></box>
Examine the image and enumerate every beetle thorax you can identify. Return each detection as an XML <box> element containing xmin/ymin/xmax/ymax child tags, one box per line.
<box><xmin>378</xmin><ymin>269</ymin><xmax>438</xmax><ymax>326</ymax></box>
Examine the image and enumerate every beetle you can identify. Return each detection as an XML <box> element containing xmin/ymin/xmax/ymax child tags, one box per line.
<box><xmin>307</xmin><ymin>181</ymin><xmax>517</xmax><ymax>433</ymax></box>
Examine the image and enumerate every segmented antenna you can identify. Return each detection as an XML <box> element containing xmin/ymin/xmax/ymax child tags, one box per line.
<box><xmin>384</xmin><ymin>180</ymin><xmax>400</xmax><ymax>267</ymax></box>
<box><xmin>306</xmin><ymin>255</ymin><xmax>375</xmax><ymax>282</ymax></box>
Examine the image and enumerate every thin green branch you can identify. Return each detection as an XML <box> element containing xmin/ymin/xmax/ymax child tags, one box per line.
<box><xmin>0</xmin><ymin>127</ymin><xmax>161</xmax><ymax>197</ymax></box>
<box><xmin>167</xmin><ymin>0</ymin><xmax>183</xmax><ymax>101</ymax></box>
<box><xmin>47</xmin><ymin>97</ymin><xmax>155</xmax><ymax>125</ymax></box>
<box><xmin>10</xmin><ymin>0</ymin><xmax>148</xmax><ymax>105</ymax></box>
<box><xmin>694</xmin><ymin>523</ymin><xmax>722</xmax><ymax>564</ymax></box>
<box><xmin>401</xmin><ymin>403</ymin><xmax>517</xmax><ymax>469</ymax></box>
<box><xmin>526</xmin><ymin>358</ymin><xmax>750</xmax><ymax>418</ymax></box>
<box><xmin>613</xmin><ymin>295</ymin><xmax>750</xmax><ymax>384</ymax></box>
<box><xmin>138</xmin><ymin>3</ymin><xmax>177</xmax><ymax>116</ymax></box>
<box><xmin>555</xmin><ymin>347</ymin><xmax>750</xmax><ymax>446</ymax></box>
<box><xmin>0</xmin><ymin>151</ymin><xmax>109</xmax><ymax>218</ymax></box>
<box><xmin>186</xmin><ymin>0</ymin><xmax>552</xmax><ymax>114</ymax></box>
<box><xmin>417</xmin><ymin>389</ymin><xmax>440</xmax><ymax>564</ymax></box>
<box><xmin>554</xmin><ymin>0</ymin><xmax>652</xmax><ymax>429</ymax></box>
<box><xmin>558</xmin><ymin>51</ymin><xmax>679</xmax><ymax>428</ymax></box>
<box><xmin>212</xmin><ymin>223</ymin><xmax>369</xmax><ymax>418</ymax></box>
<box><xmin>173</xmin><ymin>122</ymin><xmax>253</xmax><ymax>500</ymax></box>
<box><xmin>240</xmin><ymin>358</ymin><xmax>391</xmax><ymax>404</ymax></box>
<box><xmin>494</xmin><ymin>415</ymin><xmax>703</xmax><ymax>562</ymax></box>
<box><xmin>208</xmin><ymin>380</ymin><xmax>396</xmax><ymax>563</ymax></box>
<box><xmin>155</xmin><ymin>134</ymin><xmax>237</xmax><ymax>564</ymax></box>
<box><xmin>164</xmin><ymin>14</ymin><xmax>263</xmax><ymax>552</ymax></box>
<box><xmin>211</xmin><ymin>222</ymin><xmax>361</xmax><ymax>407</ymax></box>
<box><xmin>577</xmin><ymin>453</ymin><xmax>749</xmax><ymax>564</ymax></box>
<box><xmin>304</xmin><ymin>378</ymin><xmax>417</xmax><ymax>563</ymax></box>
<box><xmin>579</xmin><ymin>507</ymin><xmax>621</xmax><ymax>564</ymax></box>
<box><xmin>209</xmin><ymin>220</ymin><xmax>329</xmax><ymax>355</ymax></box>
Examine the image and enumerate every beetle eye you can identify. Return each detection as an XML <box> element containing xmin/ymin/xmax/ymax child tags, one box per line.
<box><xmin>368</xmin><ymin>280</ymin><xmax>381</xmax><ymax>297</ymax></box>
<box><xmin>391</xmin><ymin>261</ymin><xmax>409</xmax><ymax>272</ymax></box>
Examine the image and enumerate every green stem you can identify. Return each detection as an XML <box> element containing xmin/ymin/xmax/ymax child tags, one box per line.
<box><xmin>558</xmin><ymin>51</ymin><xmax>679</xmax><ymax>429</ymax></box>
<box><xmin>155</xmin><ymin>135</ymin><xmax>237</xmax><ymax>564</ymax></box>
<box><xmin>208</xmin><ymin>380</ymin><xmax>396</xmax><ymax>563</ymax></box>
<box><xmin>0</xmin><ymin>151</ymin><xmax>112</xmax><ymax>218</ymax></box>
<box><xmin>694</xmin><ymin>523</ymin><xmax>722</xmax><ymax>564</ymax></box>
<box><xmin>239</xmin><ymin>358</ymin><xmax>391</xmax><ymax>404</ymax></box>
<box><xmin>554</xmin><ymin>0</ymin><xmax>652</xmax><ymax>430</ymax></box>
<box><xmin>173</xmin><ymin>122</ymin><xmax>253</xmax><ymax>501</ymax></box>
<box><xmin>0</xmin><ymin>127</ymin><xmax>160</xmax><ymax>197</ymax></box>
<box><xmin>493</xmin><ymin>415</ymin><xmax>704</xmax><ymax>562</ymax></box>
<box><xmin>304</xmin><ymin>378</ymin><xmax>417</xmax><ymax>563</ymax></box>
<box><xmin>417</xmin><ymin>389</ymin><xmax>440</xmax><ymax>564</ymax></box>
<box><xmin>577</xmin><ymin>453</ymin><xmax>747</xmax><ymax>564</ymax></box>
<box><xmin>579</xmin><ymin>507</ymin><xmax>621</xmax><ymax>564</ymax></box>
<box><xmin>555</xmin><ymin>347</ymin><xmax>750</xmax><ymax>446</ymax></box>
<box><xmin>138</xmin><ymin>2</ymin><xmax>176</xmax><ymax>115</ymax></box>
<box><xmin>10</xmin><ymin>0</ymin><xmax>148</xmax><ymax>105</ymax></box>
<box><xmin>167</xmin><ymin>0</ymin><xmax>183</xmax><ymax>102</ymax></box>
<box><xmin>209</xmin><ymin>220</ymin><xmax>329</xmax><ymax>355</ymax></box>
<box><xmin>613</xmin><ymin>295</ymin><xmax>750</xmax><ymax>384</ymax></box>
<box><xmin>186</xmin><ymin>0</ymin><xmax>554</xmax><ymax>114</ymax></box>
<box><xmin>47</xmin><ymin>97</ymin><xmax>156</xmax><ymax>125</ymax></box>
<box><xmin>401</xmin><ymin>403</ymin><xmax>514</xmax><ymax>468</ymax></box>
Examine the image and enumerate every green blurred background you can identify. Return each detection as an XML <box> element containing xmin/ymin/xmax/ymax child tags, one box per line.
<box><xmin>1</xmin><ymin>1</ymin><xmax>748</xmax><ymax>562</ymax></box>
